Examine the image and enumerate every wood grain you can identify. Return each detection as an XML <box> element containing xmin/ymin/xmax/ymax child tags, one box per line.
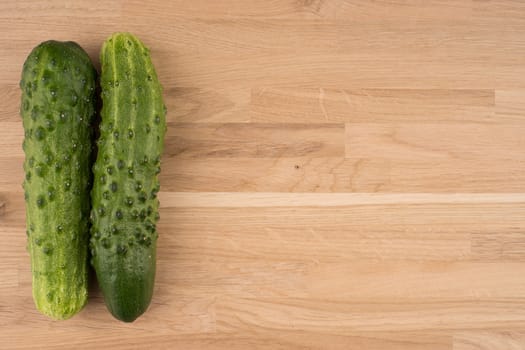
<box><xmin>2</xmin><ymin>0</ymin><xmax>525</xmax><ymax>349</ymax></box>
<box><xmin>251</xmin><ymin>88</ymin><xmax>496</xmax><ymax>124</ymax></box>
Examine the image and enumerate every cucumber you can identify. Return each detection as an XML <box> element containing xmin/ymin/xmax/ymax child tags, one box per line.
<box><xmin>90</xmin><ymin>33</ymin><xmax>166</xmax><ymax>322</ymax></box>
<box><xmin>20</xmin><ymin>41</ymin><xmax>96</xmax><ymax>319</ymax></box>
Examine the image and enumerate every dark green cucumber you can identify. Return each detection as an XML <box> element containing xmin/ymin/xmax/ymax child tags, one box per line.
<box><xmin>91</xmin><ymin>33</ymin><xmax>167</xmax><ymax>322</ymax></box>
<box><xmin>20</xmin><ymin>41</ymin><xmax>96</xmax><ymax>319</ymax></box>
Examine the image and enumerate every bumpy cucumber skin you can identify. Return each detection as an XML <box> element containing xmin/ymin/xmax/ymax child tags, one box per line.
<box><xmin>20</xmin><ymin>41</ymin><xmax>96</xmax><ymax>320</ymax></box>
<box><xmin>91</xmin><ymin>33</ymin><xmax>166</xmax><ymax>322</ymax></box>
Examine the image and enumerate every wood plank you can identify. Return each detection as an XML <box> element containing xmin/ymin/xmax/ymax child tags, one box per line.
<box><xmin>162</xmin><ymin>157</ymin><xmax>525</xmax><ymax>193</ymax></box>
<box><xmin>167</xmin><ymin>87</ymin><xmax>250</xmax><ymax>123</ymax></box>
<box><xmin>119</xmin><ymin>0</ymin><xmax>521</xmax><ymax>24</ymax></box>
<box><xmin>2</xmin><ymin>330</ymin><xmax>451</xmax><ymax>350</ymax></box>
<box><xmin>0</xmin><ymin>122</ymin><xmax>23</xmax><ymax>158</ymax></box>
<box><xmin>167</xmin><ymin>123</ymin><xmax>344</xmax><ymax>158</ymax></box>
<box><xmin>0</xmin><ymin>84</ymin><xmax>20</xmax><ymax>122</ymax></box>
<box><xmin>453</xmin><ymin>331</ymin><xmax>525</xmax><ymax>350</ymax></box>
<box><xmin>471</xmin><ymin>230</ymin><xmax>525</xmax><ymax>262</ymax></box>
<box><xmin>0</xmin><ymin>264</ymin><xmax>18</xmax><ymax>292</ymax></box>
<box><xmin>251</xmin><ymin>88</ymin><xmax>495</xmax><ymax>124</ymax></box>
<box><xmin>4</xmin><ymin>25</ymin><xmax>525</xmax><ymax>88</ymax></box>
<box><xmin>0</xmin><ymin>157</ymin><xmax>23</xmax><ymax>192</ymax></box>
<box><xmin>0</xmin><ymin>192</ymin><xmax>25</xmax><ymax>229</ymax></box>
<box><xmin>0</xmin><ymin>0</ymin><xmax>122</xmax><ymax>19</ymax></box>
<box><xmin>345</xmin><ymin>124</ymin><xmax>525</xmax><ymax>161</ymax></box>
<box><xmin>162</xmin><ymin>203</ymin><xmax>525</xmax><ymax>227</ymax></box>
<box><xmin>156</xmin><ymin>222</ymin><xmax>471</xmax><ymax>263</ymax></box>
<box><xmin>160</xmin><ymin>192</ymin><xmax>525</xmax><ymax>207</ymax></box>
<box><xmin>217</xmin><ymin>298</ymin><xmax>525</xmax><ymax>332</ymax></box>
<box><xmin>150</xmin><ymin>260</ymin><xmax>525</xmax><ymax>300</ymax></box>
<box><xmin>496</xmin><ymin>90</ymin><xmax>525</xmax><ymax>121</ymax></box>
<box><xmin>4</xmin><ymin>18</ymin><xmax>525</xmax><ymax>89</ymax></box>
<box><xmin>150</xmin><ymin>52</ymin><xmax>523</xmax><ymax>89</ymax></box>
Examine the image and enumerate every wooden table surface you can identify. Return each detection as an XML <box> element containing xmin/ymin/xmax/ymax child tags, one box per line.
<box><xmin>2</xmin><ymin>1</ymin><xmax>525</xmax><ymax>349</ymax></box>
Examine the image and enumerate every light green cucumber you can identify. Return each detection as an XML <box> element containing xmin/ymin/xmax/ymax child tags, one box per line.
<box><xmin>90</xmin><ymin>33</ymin><xmax>167</xmax><ymax>322</ymax></box>
<box><xmin>20</xmin><ymin>41</ymin><xmax>96</xmax><ymax>319</ymax></box>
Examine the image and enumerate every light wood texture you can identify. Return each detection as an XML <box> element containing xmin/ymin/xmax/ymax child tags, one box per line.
<box><xmin>2</xmin><ymin>1</ymin><xmax>525</xmax><ymax>349</ymax></box>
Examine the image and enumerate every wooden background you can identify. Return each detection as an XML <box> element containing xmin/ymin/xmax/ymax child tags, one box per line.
<box><xmin>2</xmin><ymin>1</ymin><xmax>525</xmax><ymax>349</ymax></box>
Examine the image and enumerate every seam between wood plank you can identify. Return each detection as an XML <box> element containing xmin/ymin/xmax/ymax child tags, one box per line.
<box><xmin>159</xmin><ymin>192</ymin><xmax>525</xmax><ymax>208</ymax></box>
